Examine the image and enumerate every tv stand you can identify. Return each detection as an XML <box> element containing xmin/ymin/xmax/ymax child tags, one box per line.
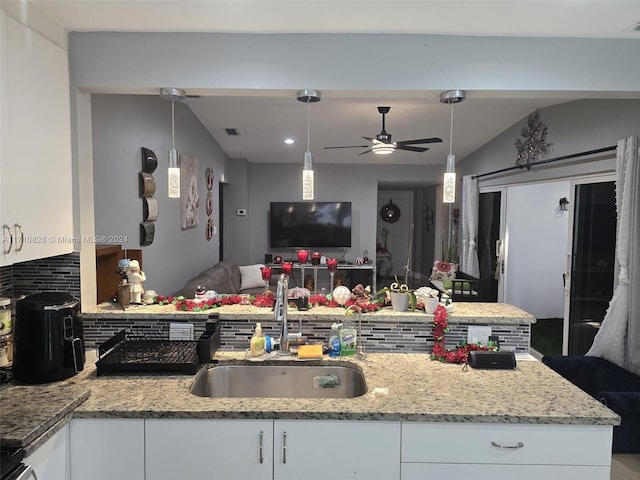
<box><xmin>266</xmin><ymin>262</ymin><xmax>376</xmax><ymax>293</ymax></box>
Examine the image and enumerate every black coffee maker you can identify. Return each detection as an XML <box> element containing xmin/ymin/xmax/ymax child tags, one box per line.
<box><xmin>13</xmin><ymin>292</ymin><xmax>85</xmax><ymax>384</ymax></box>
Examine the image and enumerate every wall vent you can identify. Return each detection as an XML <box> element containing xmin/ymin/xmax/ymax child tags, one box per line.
<box><xmin>225</xmin><ymin>128</ymin><xmax>240</xmax><ymax>136</ymax></box>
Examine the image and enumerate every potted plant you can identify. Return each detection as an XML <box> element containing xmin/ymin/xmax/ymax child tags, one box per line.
<box><xmin>288</xmin><ymin>287</ymin><xmax>311</xmax><ymax>310</ymax></box>
<box><xmin>377</xmin><ymin>277</ymin><xmax>417</xmax><ymax>312</ymax></box>
<box><xmin>414</xmin><ymin>286</ymin><xmax>440</xmax><ymax>314</ymax></box>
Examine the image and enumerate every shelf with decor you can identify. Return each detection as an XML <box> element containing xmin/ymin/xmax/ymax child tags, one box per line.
<box><xmin>265</xmin><ymin>262</ymin><xmax>376</xmax><ymax>294</ymax></box>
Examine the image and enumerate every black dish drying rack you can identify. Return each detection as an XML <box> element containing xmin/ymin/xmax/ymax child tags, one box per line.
<box><xmin>96</xmin><ymin>327</ymin><xmax>200</xmax><ymax>376</ymax></box>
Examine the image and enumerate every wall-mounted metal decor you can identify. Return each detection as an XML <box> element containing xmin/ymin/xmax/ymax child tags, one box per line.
<box><xmin>514</xmin><ymin>112</ymin><xmax>553</xmax><ymax>168</ymax></box>
<box><xmin>141</xmin><ymin>147</ymin><xmax>158</xmax><ymax>173</ymax></box>
<box><xmin>139</xmin><ymin>147</ymin><xmax>158</xmax><ymax>246</ymax></box>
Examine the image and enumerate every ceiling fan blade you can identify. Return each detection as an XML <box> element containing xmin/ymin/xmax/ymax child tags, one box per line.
<box><xmin>362</xmin><ymin>136</ymin><xmax>375</xmax><ymax>142</ymax></box>
<box><xmin>397</xmin><ymin>137</ymin><xmax>443</xmax><ymax>146</ymax></box>
<box><xmin>324</xmin><ymin>145</ymin><xmax>369</xmax><ymax>150</ymax></box>
<box><xmin>396</xmin><ymin>145</ymin><xmax>429</xmax><ymax>153</ymax></box>
<box><xmin>358</xmin><ymin>149</ymin><xmax>373</xmax><ymax>155</ymax></box>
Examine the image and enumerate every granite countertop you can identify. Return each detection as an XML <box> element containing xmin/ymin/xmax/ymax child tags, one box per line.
<box><xmin>0</xmin><ymin>382</ymin><xmax>90</xmax><ymax>454</ymax></box>
<box><xmin>0</xmin><ymin>351</ymin><xmax>619</xmax><ymax>456</ymax></box>
<box><xmin>83</xmin><ymin>302</ymin><xmax>536</xmax><ymax>325</ymax></box>
<box><xmin>68</xmin><ymin>351</ymin><xmax>617</xmax><ymax>426</ymax></box>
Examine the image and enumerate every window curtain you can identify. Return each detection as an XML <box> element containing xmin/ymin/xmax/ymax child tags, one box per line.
<box><xmin>587</xmin><ymin>136</ymin><xmax>639</xmax><ymax>374</ymax></box>
<box><xmin>461</xmin><ymin>175</ymin><xmax>480</xmax><ymax>277</ymax></box>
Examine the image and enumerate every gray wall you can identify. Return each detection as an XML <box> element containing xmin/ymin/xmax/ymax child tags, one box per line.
<box><xmin>458</xmin><ymin>99</ymin><xmax>640</xmax><ymax>182</ymax></box>
<box><xmin>91</xmin><ymin>94</ymin><xmax>227</xmax><ymax>295</ymax></box>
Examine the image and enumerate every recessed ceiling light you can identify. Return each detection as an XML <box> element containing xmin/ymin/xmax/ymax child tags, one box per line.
<box><xmin>284</xmin><ymin>138</ymin><xmax>295</xmax><ymax>145</ymax></box>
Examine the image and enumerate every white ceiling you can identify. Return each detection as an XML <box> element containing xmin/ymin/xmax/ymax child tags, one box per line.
<box><xmin>19</xmin><ymin>1</ymin><xmax>640</xmax><ymax>166</ymax></box>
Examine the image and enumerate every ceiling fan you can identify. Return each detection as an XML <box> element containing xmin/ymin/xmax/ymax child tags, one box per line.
<box><xmin>324</xmin><ymin>106</ymin><xmax>443</xmax><ymax>155</ymax></box>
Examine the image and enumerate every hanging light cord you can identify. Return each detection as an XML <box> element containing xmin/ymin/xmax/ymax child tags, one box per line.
<box><xmin>306</xmin><ymin>98</ymin><xmax>311</xmax><ymax>152</ymax></box>
<box><xmin>449</xmin><ymin>103</ymin><xmax>454</xmax><ymax>155</ymax></box>
<box><xmin>171</xmin><ymin>100</ymin><xmax>176</xmax><ymax>150</ymax></box>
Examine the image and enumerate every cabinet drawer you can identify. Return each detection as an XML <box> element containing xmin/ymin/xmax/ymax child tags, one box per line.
<box><xmin>401</xmin><ymin>422</ymin><xmax>612</xmax><ymax>466</ymax></box>
<box><xmin>401</xmin><ymin>463</ymin><xmax>610</xmax><ymax>480</ymax></box>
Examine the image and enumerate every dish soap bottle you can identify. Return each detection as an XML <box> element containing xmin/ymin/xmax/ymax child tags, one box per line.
<box><xmin>328</xmin><ymin>322</ymin><xmax>342</xmax><ymax>357</ymax></box>
<box><xmin>250</xmin><ymin>322</ymin><xmax>265</xmax><ymax>357</ymax></box>
<box><xmin>339</xmin><ymin>317</ymin><xmax>357</xmax><ymax>356</ymax></box>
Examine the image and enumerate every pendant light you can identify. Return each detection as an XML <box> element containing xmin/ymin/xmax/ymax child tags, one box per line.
<box><xmin>440</xmin><ymin>90</ymin><xmax>465</xmax><ymax>203</ymax></box>
<box><xmin>160</xmin><ymin>87</ymin><xmax>186</xmax><ymax>198</ymax></box>
<box><xmin>297</xmin><ymin>89</ymin><xmax>321</xmax><ymax>200</ymax></box>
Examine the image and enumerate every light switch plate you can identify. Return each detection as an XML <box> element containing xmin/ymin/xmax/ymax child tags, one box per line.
<box><xmin>468</xmin><ymin>326</ymin><xmax>492</xmax><ymax>345</ymax></box>
<box><xmin>236</xmin><ymin>208</ymin><xmax>247</xmax><ymax>216</ymax></box>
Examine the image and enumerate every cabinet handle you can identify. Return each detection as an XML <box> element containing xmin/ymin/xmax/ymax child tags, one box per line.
<box><xmin>491</xmin><ymin>440</ymin><xmax>524</xmax><ymax>449</ymax></box>
<box><xmin>259</xmin><ymin>430</ymin><xmax>264</xmax><ymax>464</ymax></box>
<box><xmin>14</xmin><ymin>223</ymin><xmax>24</xmax><ymax>252</ymax></box>
<box><xmin>2</xmin><ymin>225</ymin><xmax>13</xmax><ymax>254</ymax></box>
<box><xmin>282</xmin><ymin>431</ymin><xmax>287</xmax><ymax>464</ymax></box>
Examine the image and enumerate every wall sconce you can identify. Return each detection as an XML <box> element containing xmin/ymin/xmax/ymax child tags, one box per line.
<box><xmin>559</xmin><ymin>197</ymin><xmax>570</xmax><ymax>211</ymax></box>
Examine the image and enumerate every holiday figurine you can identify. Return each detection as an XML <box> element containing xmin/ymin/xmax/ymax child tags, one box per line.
<box><xmin>127</xmin><ymin>260</ymin><xmax>146</xmax><ymax>304</ymax></box>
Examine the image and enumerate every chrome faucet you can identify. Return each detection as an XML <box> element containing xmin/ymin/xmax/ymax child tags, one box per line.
<box><xmin>274</xmin><ymin>273</ymin><xmax>290</xmax><ymax>353</ymax></box>
<box><xmin>343</xmin><ymin>304</ymin><xmax>366</xmax><ymax>358</ymax></box>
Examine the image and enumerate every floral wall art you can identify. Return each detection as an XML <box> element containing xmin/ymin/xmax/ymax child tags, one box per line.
<box><xmin>179</xmin><ymin>154</ymin><xmax>199</xmax><ymax>229</ymax></box>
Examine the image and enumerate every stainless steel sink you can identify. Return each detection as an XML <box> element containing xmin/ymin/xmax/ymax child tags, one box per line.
<box><xmin>190</xmin><ymin>363</ymin><xmax>367</xmax><ymax>398</ymax></box>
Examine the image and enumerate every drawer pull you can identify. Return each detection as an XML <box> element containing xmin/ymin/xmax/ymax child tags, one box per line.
<box><xmin>491</xmin><ymin>440</ymin><xmax>524</xmax><ymax>449</ymax></box>
<box><xmin>259</xmin><ymin>430</ymin><xmax>264</xmax><ymax>464</ymax></box>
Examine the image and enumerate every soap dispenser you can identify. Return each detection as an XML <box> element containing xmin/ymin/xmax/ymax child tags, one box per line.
<box><xmin>328</xmin><ymin>322</ymin><xmax>342</xmax><ymax>357</ymax></box>
<box><xmin>250</xmin><ymin>322</ymin><xmax>265</xmax><ymax>357</ymax></box>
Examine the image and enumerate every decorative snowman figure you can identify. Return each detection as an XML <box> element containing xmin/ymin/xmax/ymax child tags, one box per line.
<box><xmin>127</xmin><ymin>260</ymin><xmax>147</xmax><ymax>304</ymax></box>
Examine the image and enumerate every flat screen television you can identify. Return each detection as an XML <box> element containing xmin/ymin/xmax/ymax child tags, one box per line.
<box><xmin>269</xmin><ymin>201</ymin><xmax>352</xmax><ymax>249</ymax></box>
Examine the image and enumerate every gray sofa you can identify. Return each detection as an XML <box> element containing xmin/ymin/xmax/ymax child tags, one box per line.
<box><xmin>176</xmin><ymin>260</ymin><xmax>268</xmax><ymax>298</ymax></box>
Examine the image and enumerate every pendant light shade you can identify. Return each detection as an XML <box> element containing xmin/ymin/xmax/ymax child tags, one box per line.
<box><xmin>297</xmin><ymin>89</ymin><xmax>321</xmax><ymax>200</ymax></box>
<box><xmin>161</xmin><ymin>87</ymin><xmax>186</xmax><ymax>198</ymax></box>
<box><xmin>440</xmin><ymin>90</ymin><xmax>465</xmax><ymax>204</ymax></box>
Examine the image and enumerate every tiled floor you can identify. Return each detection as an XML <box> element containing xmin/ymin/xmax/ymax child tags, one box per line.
<box><xmin>611</xmin><ymin>454</ymin><xmax>640</xmax><ymax>480</ymax></box>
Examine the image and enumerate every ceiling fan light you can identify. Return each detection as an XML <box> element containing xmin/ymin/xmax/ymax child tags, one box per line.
<box><xmin>372</xmin><ymin>143</ymin><xmax>395</xmax><ymax>155</ymax></box>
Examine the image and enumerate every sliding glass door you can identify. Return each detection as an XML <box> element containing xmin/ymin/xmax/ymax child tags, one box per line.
<box><xmin>565</xmin><ymin>178</ymin><xmax>616</xmax><ymax>355</ymax></box>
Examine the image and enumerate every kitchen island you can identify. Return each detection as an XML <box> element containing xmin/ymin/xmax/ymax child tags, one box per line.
<box><xmin>0</xmin><ymin>351</ymin><xmax>620</xmax><ymax>479</ymax></box>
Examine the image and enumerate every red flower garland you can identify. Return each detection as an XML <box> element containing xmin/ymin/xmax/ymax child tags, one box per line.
<box><xmin>431</xmin><ymin>304</ymin><xmax>498</xmax><ymax>363</ymax></box>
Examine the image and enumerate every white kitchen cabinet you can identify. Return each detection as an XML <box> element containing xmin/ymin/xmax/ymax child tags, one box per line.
<box><xmin>400</xmin><ymin>422</ymin><xmax>612</xmax><ymax>480</ymax></box>
<box><xmin>145</xmin><ymin>419</ymin><xmax>273</xmax><ymax>480</ymax></box>
<box><xmin>273</xmin><ymin>420</ymin><xmax>401</xmax><ymax>480</ymax></box>
<box><xmin>144</xmin><ymin>419</ymin><xmax>401</xmax><ymax>480</ymax></box>
<box><xmin>401</xmin><ymin>463</ymin><xmax>610</xmax><ymax>480</ymax></box>
<box><xmin>24</xmin><ymin>423</ymin><xmax>70</xmax><ymax>480</ymax></box>
<box><xmin>70</xmin><ymin>418</ymin><xmax>145</xmax><ymax>480</ymax></box>
<box><xmin>0</xmin><ymin>14</ymin><xmax>73</xmax><ymax>266</ymax></box>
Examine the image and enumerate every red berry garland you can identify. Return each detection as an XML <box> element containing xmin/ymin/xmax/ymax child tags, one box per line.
<box><xmin>431</xmin><ymin>304</ymin><xmax>498</xmax><ymax>363</ymax></box>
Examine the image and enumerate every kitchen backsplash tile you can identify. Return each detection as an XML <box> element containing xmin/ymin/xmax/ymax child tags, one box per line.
<box><xmin>4</xmin><ymin>253</ymin><xmax>81</xmax><ymax>299</ymax></box>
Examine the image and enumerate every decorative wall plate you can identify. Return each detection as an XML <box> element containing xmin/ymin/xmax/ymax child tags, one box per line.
<box><xmin>140</xmin><ymin>221</ymin><xmax>155</xmax><ymax>246</ymax></box>
<box><xmin>206</xmin><ymin>218</ymin><xmax>214</xmax><ymax>241</ymax></box>
<box><xmin>141</xmin><ymin>147</ymin><xmax>158</xmax><ymax>173</ymax></box>
<box><xmin>143</xmin><ymin>197</ymin><xmax>159</xmax><ymax>222</ymax></box>
<box><xmin>205</xmin><ymin>167</ymin><xmax>214</xmax><ymax>191</ymax></box>
<box><xmin>139</xmin><ymin>172</ymin><xmax>156</xmax><ymax>197</ymax></box>
<box><xmin>206</xmin><ymin>191</ymin><xmax>213</xmax><ymax>216</ymax></box>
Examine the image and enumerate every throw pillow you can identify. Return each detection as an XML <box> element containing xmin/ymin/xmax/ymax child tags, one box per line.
<box><xmin>239</xmin><ymin>264</ymin><xmax>265</xmax><ymax>290</ymax></box>
<box><xmin>430</xmin><ymin>260</ymin><xmax>458</xmax><ymax>281</ymax></box>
